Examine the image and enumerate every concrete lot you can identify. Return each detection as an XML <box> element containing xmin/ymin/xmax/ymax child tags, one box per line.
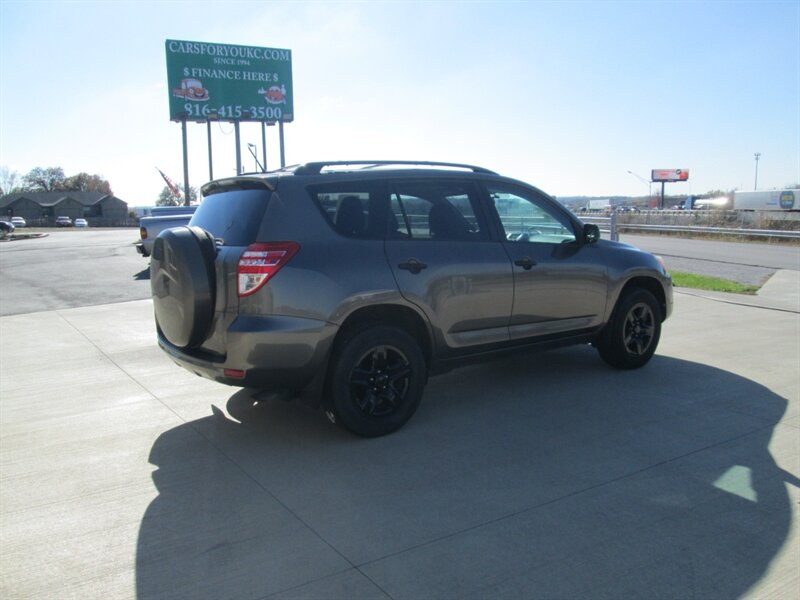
<box><xmin>1</xmin><ymin>276</ymin><xmax>798</xmax><ymax>598</ymax></box>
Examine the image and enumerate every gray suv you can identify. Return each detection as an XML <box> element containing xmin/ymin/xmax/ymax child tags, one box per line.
<box><xmin>151</xmin><ymin>161</ymin><xmax>672</xmax><ymax>436</ymax></box>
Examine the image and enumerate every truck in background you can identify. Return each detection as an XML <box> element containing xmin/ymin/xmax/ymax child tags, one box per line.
<box><xmin>581</xmin><ymin>199</ymin><xmax>611</xmax><ymax>212</ymax></box>
<box><xmin>136</xmin><ymin>205</ymin><xmax>198</xmax><ymax>257</ymax></box>
<box><xmin>733</xmin><ymin>190</ymin><xmax>797</xmax><ymax>211</ymax></box>
<box><xmin>680</xmin><ymin>195</ymin><xmax>732</xmax><ymax>210</ymax></box>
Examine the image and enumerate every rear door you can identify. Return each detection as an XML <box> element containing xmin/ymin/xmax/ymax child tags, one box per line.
<box><xmin>384</xmin><ymin>179</ymin><xmax>514</xmax><ymax>352</ymax></box>
<box><xmin>484</xmin><ymin>182</ymin><xmax>609</xmax><ymax>340</ymax></box>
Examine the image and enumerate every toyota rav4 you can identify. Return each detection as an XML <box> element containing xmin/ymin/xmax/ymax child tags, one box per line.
<box><xmin>151</xmin><ymin>161</ymin><xmax>672</xmax><ymax>436</ymax></box>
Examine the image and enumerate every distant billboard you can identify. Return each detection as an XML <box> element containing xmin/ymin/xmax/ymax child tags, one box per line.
<box><xmin>165</xmin><ymin>39</ymin><xmax>293</xmax><ymax>123</ymax></box>
<box><xmin>651</xmin><ymin>169</ymin><xmax>689</xmax><ymax>182</ymax></box>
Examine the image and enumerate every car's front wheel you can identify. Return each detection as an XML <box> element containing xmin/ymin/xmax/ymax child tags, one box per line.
<box><xmin>597</xmin><ymin>288</ymin><xmax>661</xmax><ymax>369</ymax></box>
<box><xmin>328</xmin><ymin>326</ymin><xmax>426</xmax><ymax>437</ymax></box>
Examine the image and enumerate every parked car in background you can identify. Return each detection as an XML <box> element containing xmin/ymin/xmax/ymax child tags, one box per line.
<box><xmin>0</xmin><ymin>221</ymin><xmax>15</xmax><ymax>239</ymax></box>
<box><xmin>74</xmin><ymin>218</ymin><xmax>88</xmax><ymax>228</ymax></box>
<box><xmin>55</xmin><ymin>216</ymin><xmax>72</xmax><ymax>227</ymax></box>
<box><xmin>10</xmin><ymin>216</ymin><xmax>26</xmax><ymax>227</ymax></box>
<box><xmin>151</xmin><ymin>160</ymin><xmax>673</xmax><ymax>437</ymax></box>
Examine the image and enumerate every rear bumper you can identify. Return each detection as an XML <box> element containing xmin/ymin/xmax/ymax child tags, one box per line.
<box><xmin>158</xmin><ymin>314</ymin><xmax>338</xmax><ymax>393</ymax></box>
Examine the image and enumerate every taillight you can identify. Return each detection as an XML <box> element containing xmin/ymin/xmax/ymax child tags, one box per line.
<box><xmin>237</xmin><ymin>242</ymin><xmax>300</xmax><ymax>297</ymax></box>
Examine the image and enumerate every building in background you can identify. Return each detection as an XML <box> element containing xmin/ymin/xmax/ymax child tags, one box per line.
<box><xmin>0</xmin><ymin>191</ymin><xmax>129</xmax><ymax>226</ymax></box>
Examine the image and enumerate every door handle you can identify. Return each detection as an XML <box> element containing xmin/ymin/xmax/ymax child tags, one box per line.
<box><xmin>514</xmin><ymin>256</ymin><xmax>536</xmax><ymax>270</ymax></box>
<box><xmin>398</xmin><ymin>259</ymin><xmax>428</xmax><ymax>274</ymax></box>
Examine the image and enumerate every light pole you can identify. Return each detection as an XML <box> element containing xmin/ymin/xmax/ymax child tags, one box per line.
<box><xmin>753</xmin><ymin>153</ymin><xmax>761</xmax><ymax>190</ymax></box>
<box><xmin>247</xmin><ymin>143</ymin><xmax>264</xmax><ymax>172</ymax></box>
<box><xmin>627</xmin><ymin>170</ymin><xmax>652</xmax><ymax>204</ymax></box>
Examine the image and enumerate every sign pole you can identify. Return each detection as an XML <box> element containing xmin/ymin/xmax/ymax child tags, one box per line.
<box><xmin>261</xmin><ymin>122</ymin><xmax>267</xmax><ymax>172</ymax></box>
<box><xmin>207</xmin><ymin>121</ymin><xmax>213</xmax><ymax>181</ymax></box>
<box><xmin>660</xmin><ymin>182</ymin><xmax>665</xmax><ymax>210</ymax></box>
<box><xmin>234</xmin><ymin>121</ymin><xmax>242</xmax><ymax>175</ymax></box>
<box><xmin>279</xmin><ymin>122</ymin><xmax>286</xmax><ymax>168</ymax></box>
<box><xmin>181</xmin><ymin>116</ymin><xmax>190</xmax><ymax>206</ymax></box>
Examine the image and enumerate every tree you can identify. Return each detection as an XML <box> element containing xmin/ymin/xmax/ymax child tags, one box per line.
<box><xmin>0</xmin><ymin>166</ymin><xmax>21</xmax><ymax>196</ymax></box>
<box><xmin>22</xmin><ymin>166</ymin><xmax>66</xmax><ymax>192</ymax></box>
<box><xmin>62</xmin><ymin>172</ymin><xmax>113</xmax><ymax>195</ymax></box>
<box><xmin>156</xmin><ymin>184</ymin><xmax>198</xmax><ymax>206</ymax></box>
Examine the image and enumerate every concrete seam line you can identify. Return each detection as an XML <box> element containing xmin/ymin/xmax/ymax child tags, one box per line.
<box><xmin>52</xmin><ymin>308</ymin><xmax>188</xmax><ymax>422</ymax></box>
<box><xmin>51</xmin><ymin>309</ymin><xmax>362</xmax><ymax>579</ymax></box>
<box><xmin>658</xmin><ymin>252</ymin><xmax>782</xmax><ymax>270</ymax></box>
<box><xmin>674</xmin><ymin>289</ymin><xmax>800</xmax><ymax>315</ymax></box>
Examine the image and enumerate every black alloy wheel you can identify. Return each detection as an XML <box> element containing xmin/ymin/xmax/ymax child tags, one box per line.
<box><xmin>349</xmin><ymin>344</ymin><xmax>412</xmax><ymax>418</ymax></box>
<box><xmin>622</xmin><ymin>301</ymin><xmax>656</xmax><ymax>357</ymax></box>
<box><xmin>329</xmin><ymin>326</ymin><xmax>426</xmax><ymax>437</ymax></box>
<box><xmin>597</xmin><ymin>288</ymin><xmax>661</xmax><ymax>369</ymax></box>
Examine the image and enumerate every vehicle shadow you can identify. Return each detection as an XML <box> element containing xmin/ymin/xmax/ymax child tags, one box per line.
<box><xmin>134</xmin><ymin>267</ymin><xmax>150</xmax><ymax>281</ymax></box>
<box><xmin>136</xmin><ymin>349</ymin><xmax>797</xmax><ymax>599</ymax></box>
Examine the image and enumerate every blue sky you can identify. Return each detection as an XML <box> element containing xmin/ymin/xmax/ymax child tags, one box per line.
<box><xmin>1</xmin><ymin>0</ymin><xmax>798</xmax><ymax>205</ymax></box>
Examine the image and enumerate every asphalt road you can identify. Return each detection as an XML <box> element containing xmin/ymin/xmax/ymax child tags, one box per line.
<box><xmin>0</xmin><ymin>228</ymin><xmax>798</xmax><ymax>316</ymax></box>
<box><xmin>622</xmin><ymin>233</ymin><xmax>799</xmax><ymax>286</ymax></box>
<box><xmin>0</xmin><ymin>229</ymin><xmax>149</xmax><ymax>316</ymax></box>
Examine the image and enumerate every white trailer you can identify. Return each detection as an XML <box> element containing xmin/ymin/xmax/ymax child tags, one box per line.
<box><xmin>586</xmin><ymin>199</ymin><xmax>611</xmax><ymax>211</ymax></box>
<box><xmin>733</xmin><ymin>189</ymin><xmax>797</xmax><ymax>211</ymax></box>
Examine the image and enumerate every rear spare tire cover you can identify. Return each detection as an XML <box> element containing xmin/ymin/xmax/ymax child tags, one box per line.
<box><xmin>150</xmin><ymin>226</ymin><xmax>216</xmax><ymax>348</ymax></box>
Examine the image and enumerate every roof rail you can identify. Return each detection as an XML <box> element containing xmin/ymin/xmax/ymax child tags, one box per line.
<box><xmin>292</xmin><ymin>161</ymin><xmax>497</xmax><ymax>176</ymax></box>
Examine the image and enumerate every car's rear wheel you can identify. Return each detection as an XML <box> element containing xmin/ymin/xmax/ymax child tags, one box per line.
<box><xmin>328</xmin><ymin>326</ymin><xmax>426</xmax><ymax>437</ymax></box>
<box><xmin>151</xmin><ymin>226</ymin><xmax>217</xmax><ymax>349</ymax></box>
<box><xmin>597</xmin><ymin>288</ymin><xmax>661</xmax><ymax>369</ymax></box>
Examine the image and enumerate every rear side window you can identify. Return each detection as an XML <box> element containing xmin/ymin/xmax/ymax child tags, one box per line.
<box><xmin>390</xmin><ymin>180</ymin><xmax>487</xmax><ymax>241</ymax></box>
<box><xmin>191</xmin><ymin>189</ymin><xmax>270</xmax><ymax>246</ymax></box>
<box><xmin>309</xmin><ymin>182</ymin><xmax>387</xmax><ymax>239</ymax></box>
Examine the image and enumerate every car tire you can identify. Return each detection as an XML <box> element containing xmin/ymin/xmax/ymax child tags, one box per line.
<box><xmin>597</xmin><ymin>288</ymin><xmax>661</xmax><ymax>369</ymax></box>
<box><xmin>328</xmin><ymin>326</ymin><xmax>427</xmax><ymax>437</ymax></box>
<box><xmin>151</xmin><ymin>226</ymin><xmax>217</xmax><ymax>349</ymax></box>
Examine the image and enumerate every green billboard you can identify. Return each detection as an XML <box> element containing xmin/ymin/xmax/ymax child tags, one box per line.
<box><xmin>165</xmin><ymin>39</ymin><xmax>293</xmax><ymax>122</ymax></box>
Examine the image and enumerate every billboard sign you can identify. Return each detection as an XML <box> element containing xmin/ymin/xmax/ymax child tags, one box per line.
<box><xmin>651</xmin><ymin>169</ymin><xmax>689</xmax><ymax>182</ymax></box>
<box><xmin>165</xmin><ymin>39</ymin><xmax>293</xmax><ymax>123</ymax></box>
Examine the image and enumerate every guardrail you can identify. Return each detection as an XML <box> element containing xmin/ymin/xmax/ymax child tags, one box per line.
<box><xmin>618</xmin><ymin>223</ymin><xmax>800</xmax><ymax>240</ymax></box>
<box><xmin>580</xmin><ymin>213</ymin><xmax>619</xmax><ymax>241</ymax></box>
<box><xmin>580</xmin><ymin>212</ymin><xmax>799</xmax><ymax>241</ymax></box>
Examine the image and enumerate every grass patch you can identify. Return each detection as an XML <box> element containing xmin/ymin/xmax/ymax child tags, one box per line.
<box><xmin>670</xmin><ymin>271</ymin><xmax>760</xmax><ymax>295</ymax></box>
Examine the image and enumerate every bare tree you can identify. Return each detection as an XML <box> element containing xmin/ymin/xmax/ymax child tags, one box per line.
<box><xmin>0</xmin><ymin>166</ymin><xmax>21</xmax><ymax>196</ymax></box>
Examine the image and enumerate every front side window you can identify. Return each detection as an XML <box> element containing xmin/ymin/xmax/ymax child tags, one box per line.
<box><xmin>390</xmin><ymin>181</ymin><xmax>487</xmax><ymax>241</ymax></box>
<box><xmin>489</xmin><ymin>185</ymin><xmax>576</xmax><ymax>244</ymax></box>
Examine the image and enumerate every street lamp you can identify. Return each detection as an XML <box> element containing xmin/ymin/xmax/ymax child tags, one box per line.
<box><xmin>247</xmin><ymin>143</ymin><xmax>264</xmax><ymax>172</ymax></box>
<box><xmin>753</xmin><ymin>153</ymin><xmax>761</xmax><ymax>190</ymax></box>
<box><xmin>627</xmin><ymin>170</ymin><xmax>652</xmax><ymax>204</ymax></box>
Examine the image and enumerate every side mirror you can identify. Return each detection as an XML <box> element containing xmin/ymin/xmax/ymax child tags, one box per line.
<box><xmin>583</xmin><ymin>223</ymin><xmax>600</xmax><ymax>244</ymax></box>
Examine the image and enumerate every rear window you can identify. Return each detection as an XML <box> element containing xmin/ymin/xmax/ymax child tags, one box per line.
<box><xmin>190</xmin><ymin>189</ymin><xmax>270</xmax><ymax>246</ymax></box>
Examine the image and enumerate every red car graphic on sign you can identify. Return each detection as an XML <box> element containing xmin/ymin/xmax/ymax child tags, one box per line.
<box><xmin>259</xmin><ymin>85</ymin><xmax>287</xmax><ymax>105</ymax></box>
<box><xmin>173</xmin><ymin>78</ymin><xmax>209</xmax><ymax>101</ymax></box>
